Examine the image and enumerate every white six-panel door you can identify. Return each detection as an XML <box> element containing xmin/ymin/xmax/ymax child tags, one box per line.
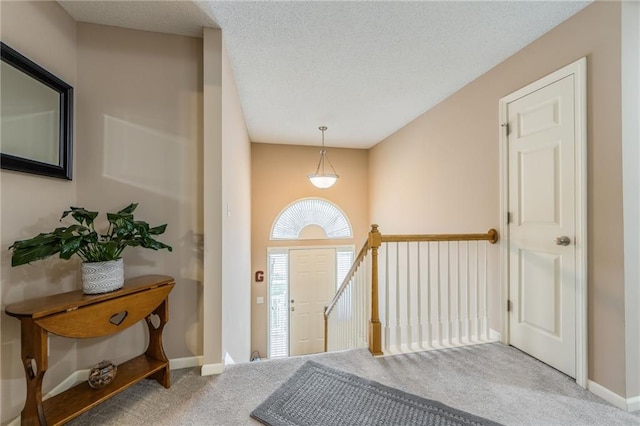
<box><xmin>506</xmin><ymin>73</ymin><xmax>578</xmax><ymax>378</ymax></box>
<box><xmin>289</xmin><ymin>248</ymin><xmax>336</xmax><ymax>356</ymax></box>
<box><xmin>500</xmin><ymin>58</ymin><xmax>587</xmax><ymax>386</ymax></box>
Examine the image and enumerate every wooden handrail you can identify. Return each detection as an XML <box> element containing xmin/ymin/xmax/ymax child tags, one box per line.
<box><xmin>381</xmin><ymin>229</ymin><xmax>498</xmax><ymax>244</ymax></box>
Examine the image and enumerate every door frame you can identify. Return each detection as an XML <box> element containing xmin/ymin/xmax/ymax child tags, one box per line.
<box><xmin>498</xmin><ymin>57</ymin><xmax>588</xmax><ymax>387</ymax></box>
<box><xmin>266</xmin><ymin>244</ymin><xmax>356</xmax><ymax>358</ymax></box>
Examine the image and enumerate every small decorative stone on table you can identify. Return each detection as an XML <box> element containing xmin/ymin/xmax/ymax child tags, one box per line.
<box><xmin>88</xmin><ymin>360</ymin><xmax>117</xmax><ymax>389</ymax></box>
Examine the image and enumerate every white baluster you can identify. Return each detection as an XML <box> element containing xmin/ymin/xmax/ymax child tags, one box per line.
<box><xmin>382</xmin><ymin>243</ymin><xmax>389</xmax><ymax>352</ymax></box>
<box><xmin>437</xmin><ymin>242</ymin><xmax>443</xmax><ymax>347</ymax></box>
<box><xmin>456</xmin><ymin>241</ymin><xmax>461</xmax><ymax>344</ymax></box>
<box><xmin>475</xmin><ymin>240</ymin><xmax>480</xmax><ymax>341</ymax></box>
<box><xmin>465</xmin><ymin>241</ymin><xmax>470</xmax><ymax>343</ymax></box>
<box><xmin>358</xmin><ymin>271</ymin><xmax>361</xmax><ymax>348</ymax></box>
<box><xmin>355</xmin><ymin>272</ymin><xmax>360</xmax><ymax>347</ymax></box>
<box><xmin>394</xmin><ymin>242</ymin><xmax>400</xmax><ymax>352</ymax></box>
<box><xmin>483</xmin><ymin>241</ymin><xmax>489</xmax><ymax>340</ymax></box>
<box><xmin>417</xmin><ymin>242</ymin><xmax>423</xmax><ymax>350</ymax></box>
<box><xmin>426</xmin><ymin>242</ymin><xmax>432</xmax><ymax>349</ymax></box>
<box><xmin>446</xmin><ymin>241</ymin><xmax>452</xmax><ymax>346</ymax></box>
<box><xmin>406</xmin><ymin>241</ymin><xmax>411</xmax><ymax>351</ymax></box>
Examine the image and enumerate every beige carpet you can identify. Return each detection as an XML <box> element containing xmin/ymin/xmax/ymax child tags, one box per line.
<box><xmin>68</xmin><ymin>343</ymin><xmax>639</xmax><ymax>425</ymax></box>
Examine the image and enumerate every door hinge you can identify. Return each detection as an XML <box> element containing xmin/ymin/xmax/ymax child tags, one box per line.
<box><xmin>507</xmin><ymin>212</ymin><xmax>512</xmax><ymax>224</ymax></box>
<box><xmin>507</xmin><ymin>300</ymin><xmax>512</xmax><ymax>312</ymax></box>
<box><xmin>501</xmin><ymin>122</ymin><xmax>510</xmax><ymax>135</ymax></box>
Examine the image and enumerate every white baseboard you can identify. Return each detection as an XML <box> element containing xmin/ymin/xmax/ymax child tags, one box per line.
<box><xmin>44</xmin><ymin>369</ymin><xmax>90</xmax><ymax>399</ymax></box>
<box><xmin>627</xmin><ymin>395</ymin><xmax>640</xmax><ymax>412</ymax></box>
<box><xmin>201</xmin><ymin>362</ymin><xmax>225</xmax><ymax>376</ymax></box>
<box><xmin>588</xmin><ymin>380</ymin><xmax>639</xmax><ymax>411</ymax></box>
<box><xmin>489</xmin><ymin>328</ymin><xmax>502</xmax><ymax>341</ymax></box>
<box><xmin>49</xmin><ymin>356</ymin><xmax>202</xmax><ymax>399</ymax></box>
<box><xmin>7</xmin><ymin>369</ymin><xmax>91</xmax><ymax>426</ymax></box>
<box><xmin>170</xmin><ymin>355</ymin><xmax>203</xmax><ymax>370</ymax></box>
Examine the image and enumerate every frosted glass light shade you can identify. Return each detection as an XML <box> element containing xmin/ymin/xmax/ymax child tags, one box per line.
<box><xmin>308</xmin><ymin>173</ymin><xmax>338</xmax><ymax>189</ymax></box>
<box><xmin>308</xmin><ymin>127</ymin><xmax>338</xmax><ymax>188</ymax></box>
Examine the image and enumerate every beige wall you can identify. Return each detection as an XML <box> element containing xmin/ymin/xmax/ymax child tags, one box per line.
<box><xmin>370</xmin><ymin>1</ymin><xmax>626</xmax><ymax>396</ymax></box>
<box><xmin>221</xmin><ymin>35</ymin><xmax>252</xmax><ymax>364</ymax></box>
<box><xmin>0</xmin><ymin>3</ymin><xmax>248</xmax><ymax>421</ymax></box>
<box><xmin>75</xmin><ymin>23</ymin><xmax>203</xmax><ymax>367</ymax></box>
<box><xmin>0</xmin><ymin>2</ymin><xmax>78</xmax><ymax>423</ymax></box>
<box><xmin>251</xmin><ymin>143</ymin><xmax>369</xmax><ymax>357</ymax></box>
<box><xmin>202</xmin><ymin>28</ymin><xmax>252</xmax><ymax>368</ymax></box>
<box><xmin>202</xmin><ymin>28</ymin><xmax>223</xmax><ymax>368</ymax></box>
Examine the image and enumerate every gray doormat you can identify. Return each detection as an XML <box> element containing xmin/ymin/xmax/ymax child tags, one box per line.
<box><xmin>251</xmin><ymin>360</ymin><xmax>502</xmax><ymax>426</ymax></box>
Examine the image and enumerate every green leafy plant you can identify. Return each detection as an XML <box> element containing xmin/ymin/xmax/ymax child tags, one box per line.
<box><xmin>9</xmin><ymin>203</ymin><xmax>172</xmax><ymax>266</ymax></box>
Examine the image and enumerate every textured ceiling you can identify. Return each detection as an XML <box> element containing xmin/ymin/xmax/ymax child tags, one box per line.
<box><xmin>58</xmin><ymin>1</ymin><xmax>592</xmax><ymax>149</ymax></box>
<box><xmin>58</xmin><ymin>0</ymin><xmax>218</xmax><ymax>37</ymax></box>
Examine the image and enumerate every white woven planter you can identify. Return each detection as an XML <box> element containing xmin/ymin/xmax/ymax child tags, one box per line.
<box><xmin>81</xmin><ymin>259</ymin><xmax>124</xmax><ymax>294</ymax></box>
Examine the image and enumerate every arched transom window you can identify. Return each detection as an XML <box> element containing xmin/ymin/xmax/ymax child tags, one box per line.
<box><xmin>271</xmin><ymin>198</ymin><xmax>352</xmax><ymax>240</ymax></box>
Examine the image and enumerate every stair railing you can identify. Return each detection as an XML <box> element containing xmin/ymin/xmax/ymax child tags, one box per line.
<box><xmin>324</xmin><ymin>225</ymin><xmax>498</xmax><ymax>356</ymax></box>
<box><xmin>323</xmin><ymin>232</ymin><xmax>373</xmax><ymax>353</ymax></box>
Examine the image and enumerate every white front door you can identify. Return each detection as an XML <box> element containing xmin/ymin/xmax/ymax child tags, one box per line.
<box><xmin>505</xmin><ymin>64</ymin><xmax>584</xmax><ymax>378</ymax></box>
<box><xmin>289</xmin><ymin>248</ymin><xmax>336</xmax><ymax>356</ymax></box>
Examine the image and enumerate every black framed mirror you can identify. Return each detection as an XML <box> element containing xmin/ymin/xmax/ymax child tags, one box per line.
<box><xmin>1</xmin><ymin>42</ymin><xmax>73</xmax><ymax>180</ymax></box>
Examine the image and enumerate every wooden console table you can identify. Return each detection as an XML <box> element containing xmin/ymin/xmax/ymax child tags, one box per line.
<box><xmin>5</xmin><ymin>274</ymin><xmax>175</xmax><ymax>425</ymax></box>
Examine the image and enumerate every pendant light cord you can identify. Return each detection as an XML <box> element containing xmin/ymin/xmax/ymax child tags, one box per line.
<box><xmin>313</xmin><ymin>126</ymin><xmax>337</xmax><ymax>176</ymax></box>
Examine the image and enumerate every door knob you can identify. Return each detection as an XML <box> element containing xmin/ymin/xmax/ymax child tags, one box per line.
<box><xmin>555</xmin><ymin>236</ymin><xmax>571</xmax><ymax>246</ymax></box>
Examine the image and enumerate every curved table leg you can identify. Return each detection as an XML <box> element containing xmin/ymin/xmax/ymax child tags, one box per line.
<box><xmin>20</xmin><ymin>318</ymin><xmax>48</xmax><ymax>425</ymax></box>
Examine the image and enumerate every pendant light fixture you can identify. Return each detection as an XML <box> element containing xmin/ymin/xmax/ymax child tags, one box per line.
<box><xmin>307</xmin><ymin>126</ymin><xmax>339</xmax><ymax>189</ymax></box>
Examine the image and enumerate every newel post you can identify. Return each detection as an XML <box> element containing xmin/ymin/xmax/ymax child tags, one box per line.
<box><xmin>368</xmin><ymin>224</ymin><xmax>383</xmax><ymax>356</ymax></box>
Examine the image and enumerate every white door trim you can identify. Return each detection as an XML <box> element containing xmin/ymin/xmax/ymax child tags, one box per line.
<box><xmin>621</xmin><ymin>0</ymin><xmax>640</xmax><ymax>406</ymax></box>
<box><xmin>266</xmin><ymin>244</ymin><xmax>356</xmax><ymax>358</ymax></box>
<box><xmin>499</xmin><ymin>57</ymin><xmax>587</xmax><ymax>388</ymax></box>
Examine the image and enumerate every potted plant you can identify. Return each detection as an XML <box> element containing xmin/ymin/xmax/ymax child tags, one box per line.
<box><xmin>9</xmin><ymin>203</ymin><xmax>172</xmax><ymax>294</ymax></box>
